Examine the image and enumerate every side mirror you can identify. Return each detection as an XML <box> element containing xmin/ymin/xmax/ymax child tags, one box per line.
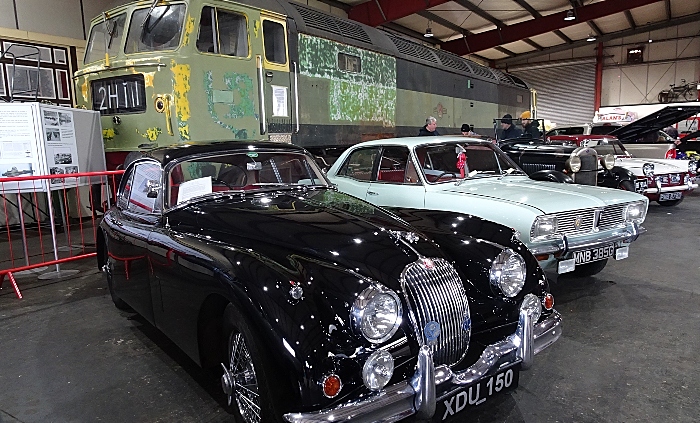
<box><xmin>146</xmin><ymin>180</ymin><xmax>160</xmax><ymax>198</ymax></box>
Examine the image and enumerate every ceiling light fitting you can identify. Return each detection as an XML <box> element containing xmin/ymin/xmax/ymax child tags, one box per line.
<box><xmin>564</xmin><ymin>9</ymin><xmax>576</xmax><ymax>21</ymax></box>
<box><xmin>424</xmin><ymin>20</ymin><xmax>433</xmax><ymax>38</ymax></box>
<box><xmin>586</xmin><ymin>34</ymin><xmax>596</xmax><ymax>42</ymax></box>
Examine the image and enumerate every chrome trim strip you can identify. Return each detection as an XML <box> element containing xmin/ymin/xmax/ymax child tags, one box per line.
<box><xmin>293</xmin><ymin>61</ymin><xmax>300</xmax><ymax>134</ymax></box>
<box><xmin>257</xmin><ymin>55</ymin><xmax>267</xmax><ymax>135</ymax></box>
<box><xmin>643</xmin><ymin>184</ymin><xmax>696</xmax><ymax>194</ymax></box>
<box><xmin>283</xmin><ymin>310</ymin><xmax>562</xmax><ymax>423</ymax></box>
<box><xmin>564</xmin><ymin>223</ymin><xmax>645</xmax><ymax>251</ymax></box>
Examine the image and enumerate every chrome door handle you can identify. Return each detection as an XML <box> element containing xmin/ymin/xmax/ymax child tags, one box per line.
<box><xmin>367</xmin><ymin>191</ymin><xmax>378</xmax><ymax>196</ymax></box>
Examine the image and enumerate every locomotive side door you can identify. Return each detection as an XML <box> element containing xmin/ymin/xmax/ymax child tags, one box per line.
<box><xmin>256</xmin><ymin>13</ymin><xmax>293</xmax><ymax>140</ymax></box>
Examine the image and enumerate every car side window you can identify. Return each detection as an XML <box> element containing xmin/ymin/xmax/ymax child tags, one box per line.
<box><xmin>124</xmin><ymin>162</ymin><xmax>161</xmax><ymax>215</ymax></box>
<box><xmin>338</xmin><ymin>148</ymin><xmax>379</xmax><ymax>181</ymax></box>
<box><xmin>377</xmin><ymin>146</ymin><xmax>420</xmax><ymax>184</ymax></box>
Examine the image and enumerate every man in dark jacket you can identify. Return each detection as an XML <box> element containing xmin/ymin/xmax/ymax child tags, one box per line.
<box><xmin>499</xmin><ymin>114</ymin><xmax>522</xmax><ymax>139</ymax></box>
<box><xmin>520</xmin><ymin>111</ymin><xmax>541</xmax><ymax>138</ymax></box>
<box><xmin>418</xmin><ymin>116</ymin><xmax>440</xmax><ymax>136</ymax></box>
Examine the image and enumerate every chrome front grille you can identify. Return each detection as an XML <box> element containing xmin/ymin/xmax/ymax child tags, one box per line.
<box><xmin>551</xmin><ymin>208</ymin><xmax>596</xmax><ymax>236</ymax></box>
<box><xmin>598</xmin><ymin>204</ymin><xmax>627</xmax><ymax>230</ymax></box>
<box><xmin>540</xmin><ymin>204</ymin><xmax>631</xmax><ymax>237</ymax></box>
<box><xmin>400</xmin><ymin>258</ymin><xmax>470</xmax><ymax>367</ymax></box>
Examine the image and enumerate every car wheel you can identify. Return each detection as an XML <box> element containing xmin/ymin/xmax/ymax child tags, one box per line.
<box><xmin>570</xmin><ymin>259</ymin><xmax>608</xmax><ymax>277</ymax></box>
<box><xmin>221</xmin><ymin>304</ymin><xmax>283</xmax><ymax>423</ymax></box>
<box><xmin>618</xmin><ymin>180</ymin><xmax>635</xmax><ymax>191</ymax></box>
<box><xmin>102</xmin><ymin>244</ymin><xmax>131</xmax><ymax>311</ymax></box>
<box><xmin>657</xmin><ymin>198</ymin><xmax>683</xmax><ymax>207</ymax></box>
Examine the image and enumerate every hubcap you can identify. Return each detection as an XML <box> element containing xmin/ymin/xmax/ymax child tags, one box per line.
<box><xmin>222</xmin><ymin>332</ymin><xmax>261</xmax><ymax>423</ymax></box>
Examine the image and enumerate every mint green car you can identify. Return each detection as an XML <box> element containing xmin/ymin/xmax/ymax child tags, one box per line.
<box><xmin>327</xmin><ymin>136</ymin><xmax>649</xmax><ymax>276</ymax></box>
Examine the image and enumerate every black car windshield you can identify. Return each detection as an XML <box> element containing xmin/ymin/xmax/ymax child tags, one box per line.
<box><xmin>415</xmin><ymin>142</ymin><xmax>524</xmax><ymax>183</ymax></box>
<box><xmin>577</xmin><ymin>138</ymin><xmax>631</xmax><ymax>157</ymax></box>
<box><xmin>168</xmin><ymin>151</ymin><xmax>329</xmax><ymax>207</ymax></box>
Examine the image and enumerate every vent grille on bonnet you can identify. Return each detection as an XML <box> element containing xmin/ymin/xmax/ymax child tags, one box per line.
<box><xmin>400</xmin><ymin>258</ymin><xmax>470</xmax><ymax>367</ymax></box>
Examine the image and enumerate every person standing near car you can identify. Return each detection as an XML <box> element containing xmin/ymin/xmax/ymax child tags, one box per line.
<box><xmin>418</xmin><ymin>116</ymin><xmax>440</xmax><ymax>136</ymax></box>
<box><xmin>499</xmin><ymin>114</ymin><xmax>522</xmax><ymax>139</ymax></box>
<box><xmin>520</xmin><ymin>111</ymin><xmax>541</xmax><ymax>138</ymax></box>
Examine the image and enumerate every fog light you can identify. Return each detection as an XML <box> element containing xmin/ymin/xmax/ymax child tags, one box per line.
<box><xmin>322</xmin><ymin>374</ymin><xmax>342</xmax><ymax>398</ymax></box>
<box><xmin>543</xmin><ymin>293</ymin><xmax>554</xmax><ymax>310</ymax></box>
<box><xmin>362</xmin><ymin>350</ymin><xmax>394</xmax><ymax>391</ymax></box>
<box><xmin>520</xmin><ymin>293</ymin><xmax>542</xmax><ymax>323</ymax></box>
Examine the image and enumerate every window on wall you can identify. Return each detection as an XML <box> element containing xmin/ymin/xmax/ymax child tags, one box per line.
<box><xmin>627</xmin><ymin>47</ymin><xmax>644</xmax><ymax>64</ymax></box>
<box><xmin>263</xmin><ymin>20</ymin><xmax>286</xmax><ymax>64</ymax></box>
<box><xmin>0</xmin><ymin>40</ymin><xmax>73</xmax><ymax>106</ymax></box>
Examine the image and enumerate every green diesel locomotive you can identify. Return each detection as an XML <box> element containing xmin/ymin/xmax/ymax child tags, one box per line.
<box><xmin>75</xmin><ymin>0</ymin><xmax>531</xmax><ymax>169</ymax></box>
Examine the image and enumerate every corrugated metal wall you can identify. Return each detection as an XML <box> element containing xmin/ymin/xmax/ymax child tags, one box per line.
<box><xmin>511</xmin><ymin>60</ymin><xmax>596</xmax><ymax>126</ymax></box>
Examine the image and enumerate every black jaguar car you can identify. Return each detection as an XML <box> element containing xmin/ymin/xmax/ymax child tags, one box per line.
<box><xmin>98</xmin><ymin>142</ymin><xmax>561</xmax><ymax>423</ymax></box>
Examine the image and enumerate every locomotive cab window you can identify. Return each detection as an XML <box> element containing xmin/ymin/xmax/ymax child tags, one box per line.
<box><xmin>84</xmin><ymin>13</ymin><xmax>126</xmax><ymax>64</ymax></box>
<box><xmin>197</xmin><ymin>6</ymin><xmax>249</xmax><ymax>57</ymax></box>
<box><xmin>125</xmin><ymin>4</ymin><xmax>186</xmax><ymax>54</ymax></box>
<box><xmin>338</xmin><ymin>53</ymin><xmax>361</xmax><ymax>73</ymax></box>
<box><xmin>262</xmin><ymin>20</ymin><xmax>287</xmax><ymax>65</ymax></box>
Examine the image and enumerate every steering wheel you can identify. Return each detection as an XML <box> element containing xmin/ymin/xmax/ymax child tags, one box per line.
<box><xmin>431</xmin><ymin>172</ymin><xmax>457</xmax><ymax>182</ymax></box>
<box><xmin>216</xmin><ymin>165</ymin><xmax>248</xmax><ymax>187</ymax></box>
<box><xmin>211</xmin><ymin>178</ymin><xmax>236</xmax><ymax>189</ymax></box>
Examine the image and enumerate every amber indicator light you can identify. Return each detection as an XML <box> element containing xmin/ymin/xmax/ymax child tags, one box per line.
<box><xmin>322</xmin><ymin>374</ymin><xmax>342</xmax><ymax>398</ymax></box>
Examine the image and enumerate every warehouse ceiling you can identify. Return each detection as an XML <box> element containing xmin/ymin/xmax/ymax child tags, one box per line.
<box><xmin>319</xmin><ymin>0</ymin><xmax>700</xmax><ymax>67</ymax></box>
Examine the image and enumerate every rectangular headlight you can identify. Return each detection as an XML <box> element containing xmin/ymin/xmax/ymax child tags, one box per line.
<box><xmin>625</xmin><ymin>201</ymin><xmax>647</xmax><ymax>223</ymax></box>
<box><xmin>531</xmin><ymin>215</ymin><xmax>558</xmax><ymax>239</ymax></box>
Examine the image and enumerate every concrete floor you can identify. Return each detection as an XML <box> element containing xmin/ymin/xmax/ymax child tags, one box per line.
<box><xmin>1</xmin><ymin>191</ymin><xmax>699</xmax><ymax>423</ymax></box>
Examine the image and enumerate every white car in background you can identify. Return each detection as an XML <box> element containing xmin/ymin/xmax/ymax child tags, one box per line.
<box><xmin>327</xmin><ymin>136</ymin><xmax>649</xmax><ymax>277</ymax></box>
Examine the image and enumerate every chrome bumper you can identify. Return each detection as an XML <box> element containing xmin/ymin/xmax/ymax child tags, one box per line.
<box><xmin>529</xmin><ymin>222</ymin><xmax>645</xmax><ymax>256</ymax></box>
<box><xmin>643</xmin><ymin>182</ymin><xmax>697</xmax><ymax>194</ymax></box>
<box><xmin>283</xmin><ymin>309</ymin><xmax>562</xmax><ymax>423</ymax></box>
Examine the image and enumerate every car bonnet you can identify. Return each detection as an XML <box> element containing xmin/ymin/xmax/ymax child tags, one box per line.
<box><xmin>435</xmin><ymin>176</ymin><xmax>644</xmax><ymax>214</ymax></box>
<box><xmin>616</xmin><ymin>157</ymin><xmax>691</xmax><ymax>175</ymax></box>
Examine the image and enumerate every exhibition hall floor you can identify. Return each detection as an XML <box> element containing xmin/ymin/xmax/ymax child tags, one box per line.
<box><xmin>1</xmin><ymin>191</ymin><xmax>699</xmax><ymax>423</ymax></box>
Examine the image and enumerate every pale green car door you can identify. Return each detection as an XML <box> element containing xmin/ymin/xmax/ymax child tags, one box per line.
<box><xmin>366</xmin><ymin>146</ymin><xmax>426</xmax><ymax>208</ymax></box>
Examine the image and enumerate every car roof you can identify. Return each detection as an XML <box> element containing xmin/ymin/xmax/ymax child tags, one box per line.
<box><xmin>146</xmin><ymin>141</ymin><xmax>307</xmax><ymax>166</ymax></box>
<box><xmin>348</xmin><ymin>136</ymin><xmax>489</xmax><ymax>148</ymax></box>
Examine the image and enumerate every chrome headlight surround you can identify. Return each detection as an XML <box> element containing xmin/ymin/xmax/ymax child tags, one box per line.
<box><xmin>624</xmin><ymin>201</ymin><xmax>647</xmax><ymax>224</ymax></box>
<box><xmin>642</xmin><ymin>163</ymin><xmax>655</xmax><ymax>177</ymax></box>
<box><xmin>568</xmin><ymin>155</ymin><xmax>582</xmax><ymax>173</ymax></box>
<box><xmin>531</xmin><ymin>215</ymin><xmax>558</xmax><ymax>239</ymax></box>
<box><xmin>489</xmin><ymin>249</ymin><xmax>526</xmax><ymax>298</ymax></box>
<box><xmin>351</xmin><ymin>285</ymin><xmax>402</xmax><ymax>344</ymax></box>
<box><xmin>602</xmin><ymin>153</ymin><xmax>616</xmax><ymax>170</ymax></box>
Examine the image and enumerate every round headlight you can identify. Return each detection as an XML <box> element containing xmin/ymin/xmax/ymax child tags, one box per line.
<box><xmin>362</xmin><ymin>349</ymin><xmax>394</xmax><ymax>391</ymax></box>
<box><xmin>489</xmin><ymin>249</ymin><xmax>526</xmax><ymax>298</ymax></box>
<box><xmin>642</xmin><ymin>163</ymin><xmax>654</xmax><ymax>177</ymax></box>
<box><xmin>602</xmin><ymin>153</ymin><xmax>616</xmax><ymax>170</ymax></box>
<box><xmin>568</xmin><ymin>155</ymin><xmax>582</xmax><ymax>173</ymax></box>
<box><xmin>688</xmin><ymin>160</ymin><xmax>697</xmax><ymax>175</ymax></box>
<box><xmin>351</xmin><ymin>286</ymin><xmax>402</xmax><ymax>343</ymax></box>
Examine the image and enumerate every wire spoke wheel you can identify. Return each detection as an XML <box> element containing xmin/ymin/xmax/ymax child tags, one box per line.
<box><xmin>228</xmin><ymin>332</ymin><xmax>261</xmax><ymax>423</ymax></box>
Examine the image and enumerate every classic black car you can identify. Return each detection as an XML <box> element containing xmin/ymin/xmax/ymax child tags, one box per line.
<box><xmin>97</xmin><ymin>142</ymin><xmax>561</xmax><ymax>423</ymax></box>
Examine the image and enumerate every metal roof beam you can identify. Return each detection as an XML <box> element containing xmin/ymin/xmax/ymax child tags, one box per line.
<box><xmin>441</xmin><ymin>0</ymin><xmax>662</xmax><ymax>55</ymax></box>
<box><xmin>554</xmin><ymin>30</ymin><xmax>573</xmax><ymax>44</ymax></box>
<box><xmin>348</xmin><ymin>0</ymin><xmax>452</xmax><ymax>27</ymax></box>
<box><xmin>665</xmin><ymin>0</ymin><xmax>672</xmax><ymax>19</ymax></box>
<box><xmin>451</xmin><ymin>0</ymin><xmax>505</xmax><ymax>28</ymax></box>
<box><xmin>511</xmin><ymin>0</ymin><xmax>541</xmax><ymax>18</ymax></box>
<box><xmin>523</xmin><ymin>38</ymin><xmax>544</xmax><ymax>50</ymax></box>
<box><xmin>624</xmin><ymin>11</ymin><xmax>637</xmax><ymax>29</ymax></box>
<box><xmin>495</xmin><ymin>12</ymin><xmax>700</xmax><ymax>66</ymax></box>
<box><xmin>587</xmin><ymin>21</ymin><xmax>603</xmax><ymax>37</ymax></box>
<box><xmin>494</xmin><ymin>46</ymin><xmax>516</xmax><ymax>57</ymax></box>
